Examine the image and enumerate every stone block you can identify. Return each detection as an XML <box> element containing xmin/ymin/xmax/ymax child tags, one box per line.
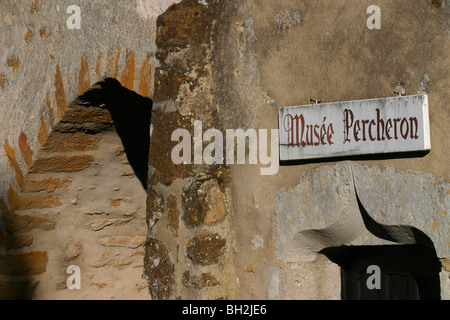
<box><xmin>186</xmin><ymin>233</ymin><xmax>226</xmax><ymax>266</ymax></box>
<box><xmin>146</xmin><ymin>188</ymin><xmax>165</xmax><ymax>228</ymax></box>
<box><xmin>8</xmin><ymin>184</ymin><xmax>62</xmax><ymax>210</ymax></box>
<box><xmin>98</xmin><ymin>236</ymin><xmax>146</xmax><ymax>249</ymax></box>
<box><xmin>61</xmin><ymin>106</ymin><xmax>113</xmax><ymax>124</ymax></box>
<box><xmin>156</xmin><ymin>0</ymin><xmax>213</xmax><ymax>51</ymax></box>
<box><xmin>0</xmin><ymin>198</ymin><xmax>56</xmax><ymax>233</ymax></box>
<box><xmin>88</xmin><ymin>218</ymin><xmax>133</xmax><ymax>231</ymax></box>
<box><xmin>18</xmin><ymin>131</ymin><xmax>34</xmax><ymax>169</ymax></box>
<box><xmin>166</xmin><ymin>194</ymin><xmax>179</xmax><ymax>236</ymax></box>
<box><xmin>0</xmin><ymin>251</ymin><xmax>48</xmax><ymax>276</ymax></box>
<box><xmin>144</xmin><ymin>238</ymin><xmax>174</xmax><ymax>300</ymax></box>
<box><xmin>29</xmin><ymin>155</ymin><xmax>94</xmax><ymax>173</ymax></box>
<box><xmin>41</xmin><ymin>132</ymin><xmax>101</xmax><ymax>153</ymax></box>
<box><xmin>182</xmin><ymin>179</ymin><xmax>227</xmax><ymax>228</ymax></box>
<box><xmin>182</xmin><ymin>270</ymin><xmax>219</xmax><ymax>289</ymax></box>
<box><xmin>6</xmin><ymin>234</ymin><xmax>33</xmax><ymax>249</ymax></box>
<box><xmin>22</xmin><ymin>177</ymin><xmax>72</xmax><ymax>193</ymax></box>
<box><xmin>0</xmin><ymin>281</ymin><xmax>39</xmax><ymax>300</ymax></box>
<box><xmin>148</xmin><ymin>111</ymin><xmax>192</xmax><ymax>185</ymax></box>
<box><xmin>109</xmin><ymin>197</ymin><xmax>133</xmax><ymax>207</ymax></box>
<box><xmin>182</xmin><ymin>181</ymin><xmax>207</xmax><ymax>228</ymax></box>
<box><xmin>3</xmin><ymin>140</ymin><xmax>24</xmax><ymax>189</ymax></box>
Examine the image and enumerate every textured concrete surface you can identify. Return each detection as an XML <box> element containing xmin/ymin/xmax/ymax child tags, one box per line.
<box><xmin>219</xmin><ymin>0</ymin><xmax>449</xmax><ymax>299</ymax></box>
<box><xmin>275</xmin><ymin>161</ymin><xmax>449</xmax><ymax>299</ymax></box>
<box><xmin>279</xmin><ymin>255</ymin><xmax>341</xmax><ymax>300</ymax></box>
<box><xmin>276</xmin><ymin>162</ymin><xmax>449</xmax><ymax>261</ymax></box>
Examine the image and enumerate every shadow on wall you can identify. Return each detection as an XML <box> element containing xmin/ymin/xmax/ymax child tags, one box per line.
<box><xmin>319</xmin><ymin>188</ymin><xmax>442</xmax><ymax>300</ymax></box>
<box><xmin>79</xmin><ymin>78</ymin><xmax>153</xmax><ymax>189</ymax></box>
<box><xmin>0</xmin><ymin>78</ymin><xmax>152</xmax><ymax>300</ymax></box>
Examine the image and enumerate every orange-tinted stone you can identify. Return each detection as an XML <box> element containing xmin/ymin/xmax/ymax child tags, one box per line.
<box><xmin>6</xmin><ymin>234</ymin><xmax>33</xmax><ymax>249</ymax></box>
<box><xmin>8</xmin><ymin>184</ymin><xmax>62</xmax><ymax>210</ymax></box>
<box><xmin>39</xmin><ymin>27</ymin><xmax>51</xmax><ymax>38</ymax></box>
<box><xmin>45</xmin><ymin>94</ymin><xmax>56</xmax><ymax>127</ymax></box>
<box><xmin>120</xmin><ymin>49</ymin><xmax>135</xmax><ymax>91</ymax></box>
<box><xmin>37</xmin><ymin>114</ymin><xmax>49</xmax><ymax>145</ymax></box>
<box><xmin>24</xmin><ymin>29</ymin><xmax>33</xmax><ymax>43</ymax></box>
<box><xmin>22</xmin><ymin>177</ymin><xmax>72</xmax><ymax>193</ymax></box>
<box><xmin>109</xmin><ymin>197</ymin><xmax>133</xmax><ymax>207</ymax></box>
<box><xmin>0</xmin><ymin>197</ymin><xmax>57</xmax><ymax>234</ymax></box>
<box><xmin>0</xmin><ymin>73</ymin><xmax>5</xmax><ymax>88</ymax></box>
<box><xmin>78</xmin><ymin>53</ymin><xmax>91</xmax><ymax>95</ymax></box>
<box><xmin>41</xmin><ymin>132</ymin><xmax>100</xmax><ymax>153</ymax></box>
<box><xmin>0</xmin><ymin>251</ymin><xmax>48</xmax><ymax>276</ymax></box>
<box><xmin>3</xmin><ymin>140</ymin><xmax>24</xmax><ymax>189</ymax></box>
<box><xmin>29</xmin><ymin>155</ymin><xmax>94</xmax><ymax>173</ymax></box>
<box><xmin>148</xmin><ymin>111</ymin><xmax>192</xmax><ymax>185</ymax></box>
<box><xmin>61</xmin><ymin>106</ymin><xmax>113</xmax><ymax>124</ymax></box>
<box><xmin>29</xmin><ymin>0</ymin><xmax>39</xmax><ymax>13</ymax></box>
<box><xmin>156</xmin><ymin>0</ymin><xmax>213</xmax><ymax>50</ymax></box>
<box><xmin>54</xmin><ymin>64</ymin><xmax>67</xmax><ymax>120</ymax></box>
<box><xmin>18</xmin><ymin>131</ymin><xmax>34</xmax><ymax>169</ymax></box>
<box><xmin>139</xmin><ymin>56</ymin><xmax>152</xmax><ymax>97</ymax></box>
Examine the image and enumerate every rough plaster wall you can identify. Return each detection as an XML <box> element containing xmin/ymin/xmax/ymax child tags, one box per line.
<box><xmin>275</xmin><ymin>162</ymin><xmax>449</xmax><ymax>298</ymax></box>
<box><xmin>279</xmin><ymin>255</ymin><xmax>341</xmax><ymax>300</ymax></box>
<box><xmin>214</xmin><ymin>0</ymin><xmax>450</xmax><ymax>299</ymax></box>
<box><xmin>276</xmin><ymin>162</ymin><xmax>449</xmax><ymax>260</ymax></box>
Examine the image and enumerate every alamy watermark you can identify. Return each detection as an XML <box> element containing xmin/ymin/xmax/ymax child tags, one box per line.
<box><xmin>366</xmin><ymin>265</ymin><xmax>381</xmax><ymax>290</ymax></box>
<box><xmin>66</xmin><ymin>5</ymin><xmax>81</xmax><ymax>30</ymax></box>
<box><xmin>171</xmin><ymin>121</ymin><xmax>279</xmax><ymax>176</ymax></box>
<box><xmin>367</xmin><ymin>5</ymin><xmax>381</xmax><ymax>30</ymax></box>
<box><xmin>66</xmin><ymin>265</ymin><xmax>81</xmax><ymax>290</ymax></box>
<box><xmin>63</xmin><ymin>4</ymin><xmax>380</xmax><ymax>33</ymax></box>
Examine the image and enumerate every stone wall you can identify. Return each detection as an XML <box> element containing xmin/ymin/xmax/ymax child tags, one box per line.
<box><xmin>143</xmin><ymin>0</ymin><xmax>450</xmax><ymax>300</ymax></box>
<box><xmin>0</xmin><ymin>0</ymin><xmax>179</xmax><ymax>300</ymax></box>
<box><xmin>213</xmin><ymin>0</ymin><xmax>449</xmax><ymax>300</ymax></box>
<box><xmin>0</xmin><ymin>0</ymin><xmax>449</xmax><ymax>300</ymax></box>
<box><xmin>0</xmin><ymin>0</ymin><xmax>180</xmax><ymax>236</ymax></box>
<box><xmin>0</xmin><ymin>124</ymin><xmax>149</xmax><ymax>299</ymax></box>
<box><xmin>145</xmin><ymin>0</ymin><xmax>237</xmax><ymax>300</ymax></box>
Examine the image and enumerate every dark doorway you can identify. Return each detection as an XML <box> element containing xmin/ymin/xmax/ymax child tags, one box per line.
<box><xmin>321</xmin><ymin>244</ymin><xmax>441</xmax><ymax>300</ymax></box>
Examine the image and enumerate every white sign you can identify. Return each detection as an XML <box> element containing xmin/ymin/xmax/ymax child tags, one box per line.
<box><xmin>279</xmin><ymin>95</ymin><xmax>430</xmax><ymax>161</ymax></box>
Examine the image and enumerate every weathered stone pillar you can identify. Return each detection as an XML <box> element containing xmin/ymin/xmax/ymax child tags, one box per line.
<box><xmin>144</xmin><ymin>0</ymin><xmax>237</xmax><ymax>300</ymax></box>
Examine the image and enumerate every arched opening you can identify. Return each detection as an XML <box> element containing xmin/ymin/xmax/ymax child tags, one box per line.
<box><xmin>281</xmin><ymin>168</ymin><xmax>444</xmax><ymax>300</ymax></box>
<box><xmin>321</xmin><ymin>244</ymin><xmax>441</xmax><ymax>300</ymax></box>
<box><xmin>0</xmin><ymin>78</ymin><xmax>153</xmax><ymax>299</ymax></box>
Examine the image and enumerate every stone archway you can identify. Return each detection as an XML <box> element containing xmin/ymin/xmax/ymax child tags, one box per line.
<box><xmin>275</xmin><ymin>161</ymin><xmax>449</xmax><ymax>299</ymax></box>
<box><xmin>0</xmin><ymin>79</ymin><xmax>152</xmax><ymax>300</ymax></box>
